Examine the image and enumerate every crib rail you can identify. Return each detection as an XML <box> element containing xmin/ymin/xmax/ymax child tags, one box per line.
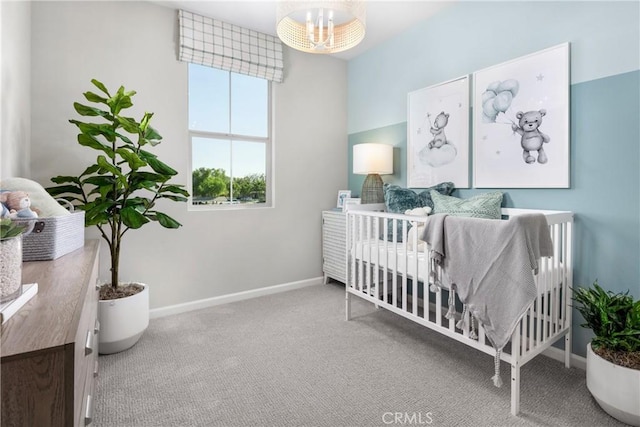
<box><xmin>345</xmin><ymin>207</ymin><xmax>574</xmax><ymax>415</ymax></box>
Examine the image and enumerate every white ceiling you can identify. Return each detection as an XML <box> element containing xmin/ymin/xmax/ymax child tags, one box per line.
<box><xmin>153</xmin><ymin>0</ymin><xmax>452</xmax><ymax>60</ymax></box>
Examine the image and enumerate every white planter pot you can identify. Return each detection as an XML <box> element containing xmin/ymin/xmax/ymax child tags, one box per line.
<box><xmin>98</xmin><ymin>283</ymin><xmax>149</xmax><ymax>354</ymax></box>
<box><xmin>586</xmin><ymin>343</ymin><xmax>640</xmax><ymax>426</ymax></box>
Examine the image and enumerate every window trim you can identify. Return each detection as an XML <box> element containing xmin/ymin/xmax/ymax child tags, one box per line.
<box><xmin>187</xmin><ymin>69</ymin><xmax>273</xmax><ymax>211</ymax></box>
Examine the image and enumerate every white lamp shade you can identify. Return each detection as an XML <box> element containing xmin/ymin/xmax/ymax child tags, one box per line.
<box><xmin>353</xmin><ymin>143</ymin><xmax>393</xmax><ymax>175</ymax></box>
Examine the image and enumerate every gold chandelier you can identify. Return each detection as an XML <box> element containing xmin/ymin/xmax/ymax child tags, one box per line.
<box><xmin>276</xmin><ymin>1</ymin><xmax>366</xmax><ymax>54</ymax></box>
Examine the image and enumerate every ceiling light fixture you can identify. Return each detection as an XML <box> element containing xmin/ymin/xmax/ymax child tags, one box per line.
<box><xmin>276</xmin><ymin>1</ymin><xmax>366</xmax><ymax>54</ymax></box>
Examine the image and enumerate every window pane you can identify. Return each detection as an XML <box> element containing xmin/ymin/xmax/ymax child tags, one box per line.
<box><xmin>232</xmin><ymin>141</ymin><xmax>267</xmax><ymax>203</ymax></box>
<box><xmin>192</xmin><ymin>137</ymin><xmax>231</xmax><ymax>204</ymax></box>
<box><xmin>188</xmin><ymin>64</ymin><xmax>229</xmax><ymax>133</ymax></box>
<box><xmin>231</xmin><ymin>73</ymin><xmax>268</xmax><ymax>137</ymax></box>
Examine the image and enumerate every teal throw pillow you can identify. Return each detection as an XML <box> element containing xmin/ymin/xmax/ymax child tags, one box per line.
<box><xmin>383</xmin><ymin>182</ymin><xmax>455</xmax><ymax>213</ymax></box>
<box><xmin>431</xmin><ymin>190</ymin><xmax>503</xmax><ymax>219</ymax></box>
<box><xmin>383</xmin><ymin>182</ymin><xmax>455</xmax><ymax>241</ymax></box>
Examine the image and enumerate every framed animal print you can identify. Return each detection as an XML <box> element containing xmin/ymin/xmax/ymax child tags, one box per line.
<box><xmin>473</xmin><ymin>43</ymin><xmax>570</xmax><ymax>188</ymax></box>
<box><xmin>407</xmin><ymin>75</ymin><xmax>470</xmax><ymax>189</ymax></box>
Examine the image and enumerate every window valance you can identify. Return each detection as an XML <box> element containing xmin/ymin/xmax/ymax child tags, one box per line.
<box><xmin>178</xmin><ymin>9</ymin><xmax>284</xmax><ymax>83</ymax></box>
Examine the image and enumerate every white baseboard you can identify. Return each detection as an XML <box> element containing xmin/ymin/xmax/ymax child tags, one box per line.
<box><xmin>542</xmin><ymin>346</ymin><xmax>586</xmax><ymax>370</ymax></box>
<box><xmin>150</xmin><ymin>277</ymin><xmax>323</xmax><ymax>319</ymax></box>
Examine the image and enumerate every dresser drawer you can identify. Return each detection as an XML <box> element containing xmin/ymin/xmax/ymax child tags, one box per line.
<box><xmin>73</xmin><ymin>254</ymin><xmax>99</xmax><ymax>427</ymax></box>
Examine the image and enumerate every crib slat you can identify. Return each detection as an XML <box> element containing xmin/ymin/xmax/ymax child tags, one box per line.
<box><xmin>392</xmin><ymin>219</ymin><xmax>398</xmax><ymax>307</ymax></box>
<box><xmin>412</xmin><ymin>220</ymin><xmax>418</xmax><ymax>316</ymax></box>
<box><xmin>402</xmin><ymin>219</ymin><xmax>408</xmax><ymax>312</ymax></box>
<box><xmin>435</xmin><ymin>289</ymin><xmax>441</xmax><ymax>326</ymax></box>
<box><xmin>383</xmin><ymin>218</ymin><xmax>388</xmax><ymax>302</ymax></box>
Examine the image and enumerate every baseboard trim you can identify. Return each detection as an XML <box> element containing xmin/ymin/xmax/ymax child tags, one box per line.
<box><xmin>150</xmin><ymin>277</ymin><xmax>324</xmax><ymax>319</ymax></box>
<box><xmin>542</xmin><ymin>346</ymin><xmax>587</xmax><ymax>370</ymax></box>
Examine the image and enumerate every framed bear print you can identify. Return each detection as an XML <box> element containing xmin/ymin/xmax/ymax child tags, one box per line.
<box><xmin>407</xmin><ymin>75</ymin><xmax>470</xmax><ymax>189</ymax></box>
<box><xmin>473</xmin><ymin>43</ymin><xmax>570</xmax><ymax>188</ymax></box>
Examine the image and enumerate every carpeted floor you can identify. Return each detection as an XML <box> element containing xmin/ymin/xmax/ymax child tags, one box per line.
<box><xmin>94</xmin><ymin>283</ymin><xmax>625</xmax><ymax>427</ymax></box>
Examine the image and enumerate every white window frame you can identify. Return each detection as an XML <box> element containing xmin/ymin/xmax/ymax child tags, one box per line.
<box><xmin>188</xmin><ymin>70</ymin><xmax>274</xmax><ymax>211</ymax></box>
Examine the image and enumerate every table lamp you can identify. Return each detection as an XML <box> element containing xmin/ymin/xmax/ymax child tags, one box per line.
<box><xmin>353</xmin><ymin>143</ymin><xmax>393</xmax><ymax>204</ymax></box>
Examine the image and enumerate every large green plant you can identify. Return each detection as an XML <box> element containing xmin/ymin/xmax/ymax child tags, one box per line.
<box><xmin>573</xmin><ymin>280</ymin><xmax>640</xmax><ymax>353</ymax></box>
<box><xmin>47</xmin><ymin>79</ymin><xmax>189</xmax><ymax>293</ymax></box>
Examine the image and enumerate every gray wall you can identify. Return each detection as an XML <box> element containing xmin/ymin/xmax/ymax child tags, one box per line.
<box><xmin>1</xmin><ymin>0</ymin><xmax>31</xmax><ymax>178</ymax></box>
<box><xmin>30</xmin><ymin>1</ymin><xmax>348</xmax><ymax>309</ymax></box>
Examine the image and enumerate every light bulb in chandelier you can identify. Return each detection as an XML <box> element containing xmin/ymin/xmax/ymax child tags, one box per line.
<box><xmin>306</xmin><ymin>9</ymin><xmax>335</xmax><ymax>51</ymax></box>
<box><xmin>277</xmin><ymin>1</ymin><xmax>366</xmax><ymax>54</ymax></box>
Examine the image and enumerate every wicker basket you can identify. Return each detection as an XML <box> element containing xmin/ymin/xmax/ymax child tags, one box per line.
<box><xmin>15</xmin><ymin>201</ymin><xmax>85</xmax><ymax>261</ymax></box>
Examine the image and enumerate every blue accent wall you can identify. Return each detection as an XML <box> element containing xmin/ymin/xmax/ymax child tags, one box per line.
<box><xmin>347</xmin><ymin>1</ymin><xmax>640</xmax><ymax>358</ymax></box>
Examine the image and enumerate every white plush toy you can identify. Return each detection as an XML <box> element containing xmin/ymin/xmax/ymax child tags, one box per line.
<box><xmin>404</xmin><ymin>206</ymin><xmax>432</xmax><ymax>251</ymax></box>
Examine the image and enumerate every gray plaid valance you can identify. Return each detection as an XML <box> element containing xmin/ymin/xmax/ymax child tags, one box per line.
<box><xmin>178</xmin><ymin>10</ymin><xmax>284</xmax><ymax>83</ymax></box>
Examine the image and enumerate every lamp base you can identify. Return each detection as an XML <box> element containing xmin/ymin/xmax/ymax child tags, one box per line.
<box><xmin>361</xmin><ymin>174</ymin><xmax>384</xmax><ymax>204</ymax></box>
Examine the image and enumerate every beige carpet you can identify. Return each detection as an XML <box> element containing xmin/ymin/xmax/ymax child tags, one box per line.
<box><xmin>94</xmin><ymin>282</ymin><xmax>625</xmax><ymax>427</ymax></box>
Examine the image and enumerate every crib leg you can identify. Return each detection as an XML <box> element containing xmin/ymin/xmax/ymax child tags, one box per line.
<box><xmin>345</xmin><ymin>291</ymin><xmax>351</xmax><ymax>321</ymax></box>
<box><xmin>564</xmin><ymin>334</ymin><xmax>572</xmax><ymax>368</ymax></box>
<box><xmin>511</xmin><ymin>362</ymin><xmax>521</xmax><ymax>416</ymax></box>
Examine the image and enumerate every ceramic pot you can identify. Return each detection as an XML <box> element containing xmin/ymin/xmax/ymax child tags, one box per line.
<box><xmin>586</xmin><ymin>343</ymin><xmax>640</xmax><ymax>426</ymax></box>
<box><xmin>98</xmin><ymin>283</ymin><xmax>149</xmax><ymax>354</ymax></box>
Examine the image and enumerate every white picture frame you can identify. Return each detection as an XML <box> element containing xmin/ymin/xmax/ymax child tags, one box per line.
<box><xmin>337</xmin><ymin>190</ymin><xmax>351</xmax><ymax>208</ymax></box>
<box><xmin>341</xmin><ymin>197</ymin><xmax>361</xmax><ymax>212</ymax></box>
<box><xmin>473</xmin><ymin>43</ymin><xmax>570</xmax><ymax>188</ymax></box>
<box><xmin>407</xmin><ymin>75</ymin><xmax>470</xmax><ymax>189</ymax></box>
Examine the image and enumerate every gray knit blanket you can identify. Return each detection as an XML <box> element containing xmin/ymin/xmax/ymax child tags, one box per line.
<box><xmin>421</xmin><ymin>213</ymin><xmax>553</xmax><ymax>386</ymax></box>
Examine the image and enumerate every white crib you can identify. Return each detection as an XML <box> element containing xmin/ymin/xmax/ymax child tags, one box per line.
<box><xmin>345</xmin><ymin>207</ymin><xmax>574</xmax><ymax>416</ymax></box>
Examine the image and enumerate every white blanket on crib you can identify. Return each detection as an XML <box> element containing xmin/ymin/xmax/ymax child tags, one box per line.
<box><xmin>421</xmin><ymin>213</ymin><xmax>553</xmax><ymax>356</ymax></box>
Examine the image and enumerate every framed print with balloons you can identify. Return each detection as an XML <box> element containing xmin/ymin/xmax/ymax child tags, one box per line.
<box><xmin>473</xmin><ymin>43</ymin><xmax>570</xmax><ymax>188</ymax></box>
<box><xmin>407</xmin><ymin>75</ymin><xmax>470</xmax><ymax>189</ymax></box>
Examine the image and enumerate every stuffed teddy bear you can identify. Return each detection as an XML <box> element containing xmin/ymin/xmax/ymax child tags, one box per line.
<box><xmin>428</xmin><ymin>112</ymin><xmax>450</xmax><ymax>149</ymax></box>
<box><xmin>404</xmin><ymin>206</ymin><xmax>432</xmax><ymax>251</ymax></box>
<box><xmin>511</xmin><ymin>109</ymin><xmax>550</xmax><ymax>164</ymax></box>
<box><xmin>1</xmin><ymin>191</ymin><xmax>39</xmax><ymax>219</ymax></box>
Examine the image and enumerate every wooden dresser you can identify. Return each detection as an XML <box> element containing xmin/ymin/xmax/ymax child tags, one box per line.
<box><xmin>1</xmin><ymin>240</ymin><xmax>100</xmax><ymax>427</ymax></box>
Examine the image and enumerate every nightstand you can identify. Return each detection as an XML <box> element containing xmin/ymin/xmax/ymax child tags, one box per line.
<box><xmin>321</xmin><ymin>210</ymin><xmax>346</xmax><ymax>284</ymax></box>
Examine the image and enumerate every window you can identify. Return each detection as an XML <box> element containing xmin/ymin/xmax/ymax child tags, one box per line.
<box><xmin>188</xmin><ymin>63</ymin><xmax>272</xmax><ymax>208</ymax></box>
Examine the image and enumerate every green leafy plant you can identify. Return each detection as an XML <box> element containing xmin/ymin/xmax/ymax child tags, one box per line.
<box><xmin>0</xmin><ymin>218</ymin><xmax>26</xmax><ymax>240</ymax></box>
<box><xmin>573</xmin><ymin>280</ymin><xmax>640</xmax><ymax>369</ymax></box>
<box><xmin>47</xmin><ymin>79</ymin><xmax>189</xmax><ymax>296</ymax></box>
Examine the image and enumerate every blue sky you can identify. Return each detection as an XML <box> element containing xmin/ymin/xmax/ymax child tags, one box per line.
<box><xmin>188</xmin><ymin>64</ymin><xmax>268</xmax><ymax>177</ymax></box>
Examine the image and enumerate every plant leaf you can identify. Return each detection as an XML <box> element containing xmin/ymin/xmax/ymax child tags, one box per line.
<box><xmin>146</xmin><ymin>156</ymin><xmax>177</xmax><ymax>176</ymax></box>
<box><xmin>153</xmin><ymin>212</ymin><xmax>182</xmax><ymax>229</ymax></box>
<box><xmin>91</xmin><ymin>79</ymin><xmax>111</xmax><ymax>96</ymax></box>
<box><xmin>84</xmin><ymin>91</ymin><xmax>107</xmax><ymax>104</ymax></box>
<box><xmin>121</xmin><ymin>206</ymin><xmax>149</xmax><ymax>229</ymax></box>
<box><xmin>116</xmin><ymin>148</ymin><xmax>147</xmax><ymax>170</ymax></box>
<box><xmin>73</xmin><ymin>102</ymin><xmax>112</xmax><ymax>119</ymax></box>
<box><xmin>78</xmin><ymin>133</ymin><xmax>115</xmax><ymax>157</ymax></box>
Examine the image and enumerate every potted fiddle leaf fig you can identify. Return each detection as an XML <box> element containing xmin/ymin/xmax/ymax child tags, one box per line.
<box><xmin>47</xmin><ymin>79</ymin><xmax>189</xmax><ymax>354</ymax></box>
<box><xmin>573</xmin><ymin>280</ymin><xmax>640</xmax><ymax>426</ymax></box>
